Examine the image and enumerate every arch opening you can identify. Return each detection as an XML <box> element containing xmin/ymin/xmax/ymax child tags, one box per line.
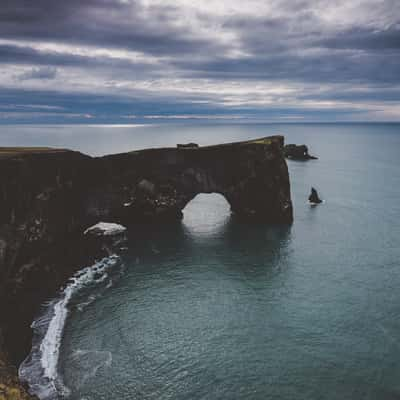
<box><xmin>182</xmin><ymin>193</ymin><xmax>231</xmax><ymax>235</ymax></box>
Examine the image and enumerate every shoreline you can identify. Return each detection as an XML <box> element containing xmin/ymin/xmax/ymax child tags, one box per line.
<box><xmin>19</xmin><ymin>255</ymin><xmax>123</xmax><ymax>400</ymax></box>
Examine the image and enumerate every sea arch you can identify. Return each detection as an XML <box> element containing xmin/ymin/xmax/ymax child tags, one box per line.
<box><xmin>104</xmin><ymin>136</ymin><xmax>293</xmax><ymax>224</ymax></box>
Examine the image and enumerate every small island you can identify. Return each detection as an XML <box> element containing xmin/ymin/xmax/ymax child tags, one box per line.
<box><xmin>284</xmin><ymin>144</ymin><xmax>318</xmax><ymax>160</ymax></box>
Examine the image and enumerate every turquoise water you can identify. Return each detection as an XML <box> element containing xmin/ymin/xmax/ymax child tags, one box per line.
<box><xmin>11</xmin><ymin>123</ymin><xmax>400</xmax><ymax>399</ymax></box>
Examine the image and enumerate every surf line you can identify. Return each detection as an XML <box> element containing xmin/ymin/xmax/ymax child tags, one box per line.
<box><xmin>19</xmin><ymin>255</ymin><xmax>122</xmax><ymax>400</ymax></box>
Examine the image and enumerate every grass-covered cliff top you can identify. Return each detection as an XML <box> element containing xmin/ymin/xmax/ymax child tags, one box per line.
<box><xmin>126</xmin><ymin>135</ymin><xmax>283</xmax><ymax>155</ymax></box>
<box><xmin>196</xmin><ymin>135</ymin><xmax>282</xmax><ymax>149</ymax></box>
<box><xmin>0</xmin><ymin>135</ymin><xmax>283</xmax><ymax>160</ymax></box>
<box><xmin>0</xmin><ymin>147</ymin><xmax>70</xmax><ymax>159</ymax></box>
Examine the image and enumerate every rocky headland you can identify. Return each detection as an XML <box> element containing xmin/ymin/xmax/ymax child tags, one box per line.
<box><xmin>0</xmin><ymin>136</ymin><xmax>292</xmax><ymax>398</ymax></box>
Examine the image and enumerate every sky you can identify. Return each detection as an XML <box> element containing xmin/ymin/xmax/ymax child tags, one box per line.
<box><xmin>0</xmin><ymin>0</ymin><xmax>399</xmax><ymax>123</ymax></box>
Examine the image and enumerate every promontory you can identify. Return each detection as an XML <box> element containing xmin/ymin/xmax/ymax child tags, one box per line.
<box><xmin>0</xmin><ymin>135</ymin><xmax>292</xmax><ymax>398</ymax></box>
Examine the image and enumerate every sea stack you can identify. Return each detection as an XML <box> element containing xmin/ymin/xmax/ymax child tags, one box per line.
<box><xmin>284</xmin><ymin>144</ymin><xmax>318</xmax><ymax>160</ymax></box>
<box><xmin>309</xmin><ymin>187</ymin><xmax>322</xmax><ymax>204</ymax></box>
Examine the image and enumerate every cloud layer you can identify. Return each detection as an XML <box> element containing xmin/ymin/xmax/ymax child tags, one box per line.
<box><xmin>1</xmin><ymin>0</ymin><xmax>399</xmax><ymax>122</ymax></box>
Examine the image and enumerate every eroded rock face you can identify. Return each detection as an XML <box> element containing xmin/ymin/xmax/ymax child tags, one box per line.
<box><xmin>0</xmin><ymin>136</ymin><xmax>292</xmax><ymax>392</ymax></box>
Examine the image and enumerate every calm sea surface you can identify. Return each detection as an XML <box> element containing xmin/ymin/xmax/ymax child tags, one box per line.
<box><xmin>5</xmin><ymin>123</ymin><xmax>400</xmax><ymax>399</ymax></box>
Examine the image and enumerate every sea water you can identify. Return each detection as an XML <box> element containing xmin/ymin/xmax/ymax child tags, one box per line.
<box><xmin>8</xmin><ymin>123</ymin><xmax>400</xmax><ymax>400</ymax></box>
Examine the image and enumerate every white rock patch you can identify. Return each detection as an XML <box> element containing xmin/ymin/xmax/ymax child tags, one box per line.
<box><xmin>84</xmin><ymin>222</ymin><xmax>127</xmax><ymax>236</ymax></box>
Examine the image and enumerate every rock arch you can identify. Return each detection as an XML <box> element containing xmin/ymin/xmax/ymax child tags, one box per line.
<box><xmin>0</xmin><ymin>136</ymin><xmax>293</xmax><ymax>232</ymax></box>
<box><xmin>102</xmin><ymin>136</ymin><xmax>293</xmax><ymax>224</ymax></box>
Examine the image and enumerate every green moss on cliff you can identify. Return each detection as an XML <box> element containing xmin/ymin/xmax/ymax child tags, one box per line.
<box><xmin>0</xmin><ymin>147</ymin><xmax>69</xmax><ymax>159</ymax></box>
<box><xmin>0</xmin><ymin>357</ymin><xmax>35</xmax><ymax>400</ymax></box>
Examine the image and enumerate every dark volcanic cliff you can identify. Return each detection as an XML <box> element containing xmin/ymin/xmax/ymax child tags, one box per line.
<box><xmin>0</xmin><ymin>136</ymin><xmax>292</xmax><ymax>398</ymax></box>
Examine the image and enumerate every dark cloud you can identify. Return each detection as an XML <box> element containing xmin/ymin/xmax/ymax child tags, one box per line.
<box><xmin>2</xmin><ymin>1</ymin><xmax>398</xmax><ymax>85</ymax></box>
<box><xmin>175</xmin><ymin>50</ymin><xmax>400</xmax><ymax>85</ymax></box>
<box><xmin>317</xmin><ymin>26</ymin><xmax>400</xmax><ymax>51</ymax></box>
<box><xmin>0</xmin><ymin>0</ymin><xmax>399</xmax><ymax>122</ymax></box>
<box><xmin>0</xmin><ymin>0</ymin><xmax>222</xmax><ymax>56</ymax></box>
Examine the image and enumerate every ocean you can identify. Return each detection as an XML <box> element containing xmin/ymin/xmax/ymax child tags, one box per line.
<box><xmin>10</xmin><ymin>123</ymin><xmax>400</xmax><ymax>399</ymax></box>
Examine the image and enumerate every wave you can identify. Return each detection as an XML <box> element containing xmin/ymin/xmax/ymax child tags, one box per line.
<box><xmin>308</xmin><ymin>200</ymin><xmax>325</xmax><ymax>206</ymax></box>
<box><xmin>19</xmin><ymin>255</ymin><xmax>123</xmax><ymax>400</ymax></box>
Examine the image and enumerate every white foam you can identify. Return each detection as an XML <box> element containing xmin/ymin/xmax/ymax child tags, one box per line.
<box><xmin>76</xmin><ymin>294</ymin><xmax>99</xmax><ymax>312</ymax></box>
<box><xmin>19</xmin><ymin>255</ymin><xmax>121</xmax><ymax>399</ymax></box>
<box><xmin>84</xmin><ymin>222</ymin><xmax>127</xmax><ymax>236</ymax></box>
<box><xmin>308</xmin><ymin>200</ymin><xmax>325</xmax><ymax>206</ymax></box>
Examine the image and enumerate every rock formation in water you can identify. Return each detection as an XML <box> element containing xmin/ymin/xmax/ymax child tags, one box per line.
<box><xmin>0</xmin><ymin>136</ymin><xmax>292</xmax><ymax>397</ymax></box>
<box><xmin>309</xmin><ymin>187</ymin><xmax>323</xmax><ymax>204</ymax></box>
<box><xmin>284</xmin><ymin>144</ymin><xmax>318</xmax><ymax>160</ymax></box>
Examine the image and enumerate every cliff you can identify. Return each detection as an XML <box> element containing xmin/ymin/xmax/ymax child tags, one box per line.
<box><xmin>0</xmin><ymin>136</ymin><xmax>292</xmax><ymax>398</ymax></box>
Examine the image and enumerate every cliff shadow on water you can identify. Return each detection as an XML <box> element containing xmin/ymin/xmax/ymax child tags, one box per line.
<box><xmin>123</xmin><ymin>212</ymin><xmax>293</xmax><ymax>278</ymax></box>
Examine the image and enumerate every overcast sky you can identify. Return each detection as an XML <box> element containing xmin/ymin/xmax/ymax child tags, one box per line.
<box><xmin>1</xmin><ymin>0</ymin><xmax>399</xmax><ymax>123</ymax></box>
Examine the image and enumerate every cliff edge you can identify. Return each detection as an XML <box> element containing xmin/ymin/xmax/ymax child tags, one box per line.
<box><xmin>0</xmin><ymin>136</ymin><xmax>292</xmax><ymax>398</ymax></box>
